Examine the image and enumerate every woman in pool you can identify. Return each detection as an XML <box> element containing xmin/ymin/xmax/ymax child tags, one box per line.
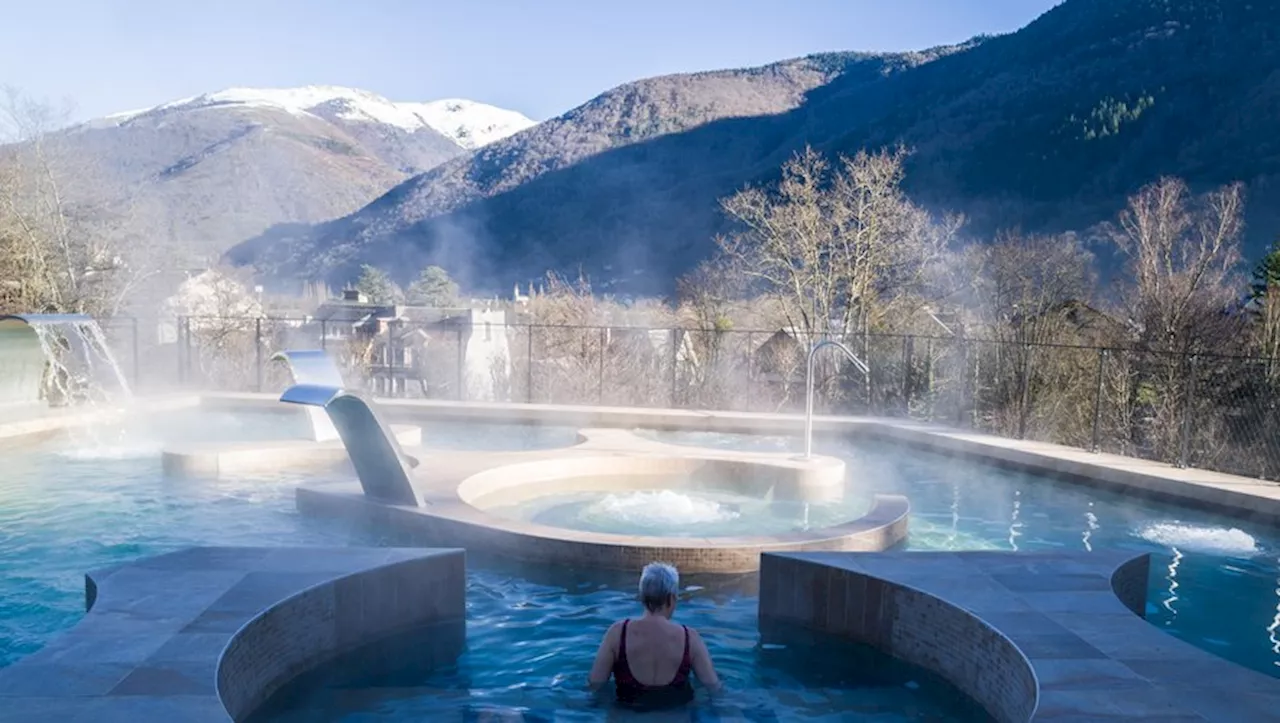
<box><xmin>588</xmin><ymin>562</ymin><xmax>722</xmax><ymax>710</ymax></box>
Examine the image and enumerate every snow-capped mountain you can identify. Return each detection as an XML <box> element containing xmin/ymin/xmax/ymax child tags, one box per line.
<box><xmin>36</xmin><ymin>85</ymin><xmax>541</xmax><ymax>284</ymax></box>
<box><xmin>100</xmin><ymin>85</ymin><xmax>536</xmax><ymax>150</ymax></box>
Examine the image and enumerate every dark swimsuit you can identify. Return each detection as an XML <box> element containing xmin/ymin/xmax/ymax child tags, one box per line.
<box><xmin>612</xmin><ymin>619</ymin><xmax>695</xmax><ymax>710</ymax></box>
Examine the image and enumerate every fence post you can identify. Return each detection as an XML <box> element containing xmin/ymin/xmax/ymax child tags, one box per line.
<box><xmin>598</xmin><ymin>327</ymin><xmax>606</xmax><ymax>404</ymax></box>
<box><xmin>388</xmin><ymin>321</ymin><xmax>398</xmax><ymax>399</ymax></box>
<box><xmin>526</xmin><ymin>324</ymin><xmax>534</xmax><ymax>404</ymax></box>
<box><xmin>176</xmin><ymin>316</ymin><xmax>185</xmax><ymax>385</ymax></box>
<box><xmin>670</xmin><ymin>328</ymin><xmax>680</xmax><ymax>409</ymax></box>
<box><xmin>130</xmin><ymin>316</ymin><xmax>140</xmax><ymax>387</ymax></box>
<box><xmin>923</xmin><ymin>337</ymin><xmax>934</xmax><ymax>419</ymax></box>
<box><xmin>901</xmin><ymin>336</ymin><xmax>913</xmax><ymax>417</ymax></box>
<box><xmin>1090</xmin><ymin>348</ymin><xmax>1107</xmax><ymax>453</ymax></box>
<box><xmin>1178</xmin><ymin>354</ymin><xmax>1198</xmax><ymax>469</ymax></box>
<box><xmin>957</xmin><ymin>339</ymin><xmax>969</xmax><ymax>427</ymax></box>
<box><xmin>320</xmin><ymin>320</ymin><xmax>327</xmax><ymax>351</ymax></box>
<box><xmin>456</xmin><ymin>327</ymin><xmax>465</xmax><ymax>402</ymax></box>
<box><xmin>1018</xmin><ymin>344</ymin><xmax>1032</xmax><ymax>440</ymax></box>
<box><xmin>254</xmin><ymin>318</ymin><xmax>263</xmax><ymax>393</ymax></box>
<box><xmin>745</xmin><ymin>331</ymin><xmax>755</xmax><ymax>413</ymax></box>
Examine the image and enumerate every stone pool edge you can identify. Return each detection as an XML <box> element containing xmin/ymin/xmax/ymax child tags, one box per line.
<box><xmin>5</xmin><ymin>391</ymin><xmax>1276</xmax><ymax>526</ymax></box>
<box><xmin>760</xmin><ymin>550</ymin><xmax>1280</xmax><ymax>722</ymax></box>
<box><xmin>208</xmin><ymin>393</ymin><xmax>1279</xmax><ymax>526</ymax></box>
<box><xmin>0</xmin><ymin>546</ymin><xmax>465</xmax><ymax>722</ymax></box>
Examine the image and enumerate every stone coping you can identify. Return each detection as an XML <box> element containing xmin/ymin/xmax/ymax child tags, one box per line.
<box><xmin>760</xmin><ymin>550</ymin><xmax>1280</xmax><ymax>722</ymax></box>
<box><xmin>9</xmin><ymin>390</ymin><xmax>1276</xmax><ymax>524</ymax></box>
<box><xmin>296</xmin><ymin>426</ymin><xmax>907</xmax><ymax>573</ymax></box>
<box><xmin>160</xmin><ymin>424</ymin><xmax>423</xmax><ymax>478</ymax></box>
<box><xmin>0</xmin><ymin>546</ymin><xmax>466</xmax><ymax>722</ymax></box>
<box><xmin>0</xmin><ymin>393</ymin><xmax>201</xmax><ymax>444</ymax></box>
<box><xmin>311</xmin><ymin>481</ymin><xmax>909</xmax><ymax>573</ymax></box>
<box><xmin>197</xmin><ymin>393</ymin><xmax>1280</xmax><ymax>526</ymax></box>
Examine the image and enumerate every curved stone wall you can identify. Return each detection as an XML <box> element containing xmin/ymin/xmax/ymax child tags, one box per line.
<box><xmin>217</xmin><ymin>551</ymin><xmax>465</xmax><ymax>720</ymax></box>
<box><xmin>301</xmin><ymin>483</ymin><xmax>909</xmax><ymax>573</ymax></box>
<box><xmin>0</xmin><ymin>546</ymin><xmax>466</xmax><ymax>723</ymax></box>
<box><xmin>1109</xmin><ymin>551</ymin><xmax>1152</xmax><ymax>617</ymax></box>
<box><xmin>160</xmin><ymin>424</ymin><xmax>422</xmax><ymax>479</ymax></box>
<box><xmin>458</xmin><ymin>452</ymin><xmax>845</xmax><ymax>506</ymax></box>
<box><xmin>759</xmin><ymin>553</ymin><xmax>1037</xmax><ymax>723</ymax></box>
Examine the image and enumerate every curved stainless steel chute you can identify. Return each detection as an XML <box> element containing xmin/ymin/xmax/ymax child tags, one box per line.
<box><xmin>802</xmin><ymin>339</ymin><xmax>869</xmax><ymax>459</ymax></box>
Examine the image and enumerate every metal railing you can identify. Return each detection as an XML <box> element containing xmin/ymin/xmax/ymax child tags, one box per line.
<box><xmin>97</xmin><ymin>314</ymin><xmax>1280</xmax><ymax>482</ymax></box>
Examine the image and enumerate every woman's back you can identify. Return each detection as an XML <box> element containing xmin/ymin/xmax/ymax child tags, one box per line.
<box><xmin>617</xmin><ymin>617</ymin><xmax>689</xmax><ymax>685</ymax></box>
<box><xmin>612</xmin><ymin>618</ymin><xmax>693</xmax><ymax>709</ymax></box>
<box><xmin>588</xmin><ymin>562</ymin><xmax>721</xmax><ymax>712</ymax></box>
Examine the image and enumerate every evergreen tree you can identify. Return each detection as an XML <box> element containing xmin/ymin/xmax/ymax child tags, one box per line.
<box><xmin>354</xmin><ymin>265</ymin><xmax>402</xmax><ymax>304</ymax></box>
<box><xmin>1251</xmin><ymin>238</ymin><xmax>1280</xmax><ymax>302</ymax></box>
<box><xmin>406</xmin><ymin>265</ymin><xmax>460</xmax><ymax>307</ymax></box>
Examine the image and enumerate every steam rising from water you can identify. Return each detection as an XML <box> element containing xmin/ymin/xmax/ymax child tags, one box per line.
<box><xmin>1137</xmin><ymin>523</ymin><xmax>1261</xmax><ymax>555</ymax></box>
<box><xmin>57</xmin><ymin>442</ymin><xmax>161</xmax><ymax>461</ymax></box>
<box><xmin>581</xmin><ymin>490</ymin><xmax>740</xmax><ymax>527</ymax></box>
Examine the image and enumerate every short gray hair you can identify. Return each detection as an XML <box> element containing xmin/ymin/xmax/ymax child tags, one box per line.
<box><xmin>639</xmin><ymin>562</ymin><xmax>680</xmax><ymax>611</ymax></box>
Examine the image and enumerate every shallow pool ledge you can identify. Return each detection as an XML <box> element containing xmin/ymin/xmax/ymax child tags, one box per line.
<box><xmin>759</xmin><ymin>550</ymin><xmax>1280</xmax><ymax>722</ymax></box>
<box><xmin>0</xmin><ymin>546</ymin><xmax>466</xmax><ymax>722</ymax></box>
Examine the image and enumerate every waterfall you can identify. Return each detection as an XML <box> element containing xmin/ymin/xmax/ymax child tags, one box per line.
<box><xmin>0</xmin><ymin>314</ymin><xmax>131</xmax><ymax>410</ymax></box>
<box><xmin>270</xmin><ymin>350</ymin><xmax>344</xmax><ymax>442</ymax></box>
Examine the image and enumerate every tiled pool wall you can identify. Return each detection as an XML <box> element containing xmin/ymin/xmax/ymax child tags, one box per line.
<box><xmin>0</xmin><ymin>547</ymin><xmax>465</xmax><ymax>722</ymax></box>
<box><xmin>759</xmin><ymin>553</ymin><xmax>1039</xmax><ymax>723</ymax></box>
<box><xmin>297</xmin><ymin>483</ymin><xmax>911</xmax><ymax>573</ymax></box>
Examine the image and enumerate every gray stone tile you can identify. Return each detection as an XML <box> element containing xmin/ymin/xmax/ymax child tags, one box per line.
<box><xmin>108</xmin><ymin>659</ymin><xmax>217</xmax><ymax>696</ymax></box>
<box><xmin>990</xmin><ymin>572</ymin><xmax>1113</xmax><ymax>593</ymax></box>
<box><xmin>80</xmin><ymin>696</ymin><xmax>231</xmax><ymax>723</ymax></box>
<box><xmin>1074</xmin><ymin>629</ymin><xmax>1204</xmax><ymax>661</ymax></box>
<box><xmin>1008</xmin><ymin>632</ymin><xmax>1107</xmax><ymax>660</ymax></box>
<box><xmin>21</xmin><ymin>629</ymin><xmax>171</xmax><ymax>666</ymax></box>
<box><xmin>132</xmin><ymin>547</ymin><xmax>270</xmax><ymax>571</ymax></box>
<box><xmin>90</xmin><ymin>569</ymin><xmax>247</xmax><ymax>615</ymax></box>
<box><xmin>252</xmin><ymin>547</ymin><xmax>389</xmax><ymax>573</ymax></box>
<box><xmin>970</xmin><ymin>610</ymin><xmax>1073</xmax><ymax>638</ymax></box>
<box><xmin>179</xmin><ymin>609</ymin><xmax>253</xmax><ymax>634</ymax></box>
<box><xmin>1034</xmin><ymin>689</ymin><xmax>1207</xmax><ymax>720</ymax></box>
<box><xmin>1119</xmin><ymin>657</ymin><xmax>1277</xmax><ymax>691</ymax></box>
<box><xmin>147</xmin><ymin>633</ymin><xmax>230</xmax><ymax>663</ymax></box>
<box><xmin>937</xmin><ymin>588</ymin><xmax>1037</xmax><ymax>613</ymax></box>
<box><xmin>0</xmin><ymin>697</ymin><xmax>121</xmax><ymax>723</ymax></box>
<box><xmin>203</xmin><ymin>571</ymin><xmax>338</xmax><ymax>615</ymax></box>
<box><xmin>1032</xmin><ymin>658</ymin><xmax>1152</xmax><ymax>692</ymax></box>
<box><xmin>1020</xmin><ymin>591</ymin><xmax>1133</xmax><ymax>616</ymax></box>
<box><xmin>1156</xmin><ymin>686</ymin><xmax>1280</xmax><ymax>723</ymax></box>
<box><xmin>0</xmin><ymin>662</ymin><xmax>134</xmax><ymax>697</ymax></box>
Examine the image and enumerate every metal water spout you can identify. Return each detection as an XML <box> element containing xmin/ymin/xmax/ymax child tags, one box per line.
<box><xmin>803</xmin><ymin>339</ymin><xmax>870</xmax><ymax>459</ymax></box>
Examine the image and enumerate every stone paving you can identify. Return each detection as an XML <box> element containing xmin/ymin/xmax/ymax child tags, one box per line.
<box><xmin>0</xmin><ymin>546</ymin><xmax>465</xmax><ymax>723</ymax></box>
<box><xmin>761</xmin><ymin>550</ymin><xmax>1280</xmax><ymax>722</ymax></box>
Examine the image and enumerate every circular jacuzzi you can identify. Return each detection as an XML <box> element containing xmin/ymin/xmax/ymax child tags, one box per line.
<box><xmin>407</xmin><ymin>453</ymin><xmax>910</xmax><ymax>573</ymax></box>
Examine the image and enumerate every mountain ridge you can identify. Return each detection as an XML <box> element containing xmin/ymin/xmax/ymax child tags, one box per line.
<box><xmin>25</xmin><ymin>85</ymin><xmax>537</xmax><ymax>284</ymax></box>
<box><xmin>230</xmin><ymin>0</ymin><xmax>1280</xmax><ymax>294</ymax></box>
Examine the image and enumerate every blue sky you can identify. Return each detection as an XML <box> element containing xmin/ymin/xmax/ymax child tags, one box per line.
<box><xmin>1</xmin><ymin>0</ymin><xmax>1061</xmax><ymax>122</ymax></box>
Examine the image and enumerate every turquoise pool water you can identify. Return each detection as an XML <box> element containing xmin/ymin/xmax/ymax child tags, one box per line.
<box><xmin>1</xmin><ymin>411</ymin><xmax>1279</xmax><ymax>719</ymax></box>
<box><xmin>251</xmin><ymin>564</ymin><xmax>989</xmax><ymax>722</ymax></box>
<box><xmin>641</xmin><ymin>429</ymin><xmax>1280</xmax><ymax>678</ymax></box>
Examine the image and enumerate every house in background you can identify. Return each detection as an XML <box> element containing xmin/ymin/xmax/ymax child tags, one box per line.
<box><xmin>307</xmin><ymin>291</ymin><xmax>511</xmax><ymax>400</ymax></box>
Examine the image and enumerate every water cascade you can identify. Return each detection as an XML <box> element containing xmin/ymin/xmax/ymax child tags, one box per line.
<box><xmin>0</xmin><ymin>314</ymin><xmax>131</xmax><ymax>411</ymax></box>
<box><xmin>270</xmin><ymin>350</ymin><xmax>343</xmax><ymax>442</ymax></box>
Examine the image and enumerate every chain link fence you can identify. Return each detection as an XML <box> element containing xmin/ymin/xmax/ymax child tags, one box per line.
<box><xmin>97</xmin><ymin>314</ymin><xmax>1280</xmax><ymax>481</ymax></box>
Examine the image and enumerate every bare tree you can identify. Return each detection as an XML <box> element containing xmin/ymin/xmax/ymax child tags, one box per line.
<box><xmin>0</xmin><ymin>88</ymin><xmax>165</xmax><ymax>316</ymax></box>
<box><xmin>958</xmin><ymin>231</ymin><xmax>1105</xmax><ymax>442</ymax></box>
<box><xmin>968</xmin><ymin>231</ymin><xmax>1099</xmax><ymax>347</ymax></box>
<box><xmin>716</xmin><ymin>145</ymin><xmax>953</xmax><ymax>342</ymax></box>
<box><xmin>1106</xmin><ymin>176</ymin><xmax>1246</xmax><ymax>354</ymax></box>
<box><xmin>1103</xmin><ymin>177</ymin><xmax>1249</xmax><ymax>464</ymax></box>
